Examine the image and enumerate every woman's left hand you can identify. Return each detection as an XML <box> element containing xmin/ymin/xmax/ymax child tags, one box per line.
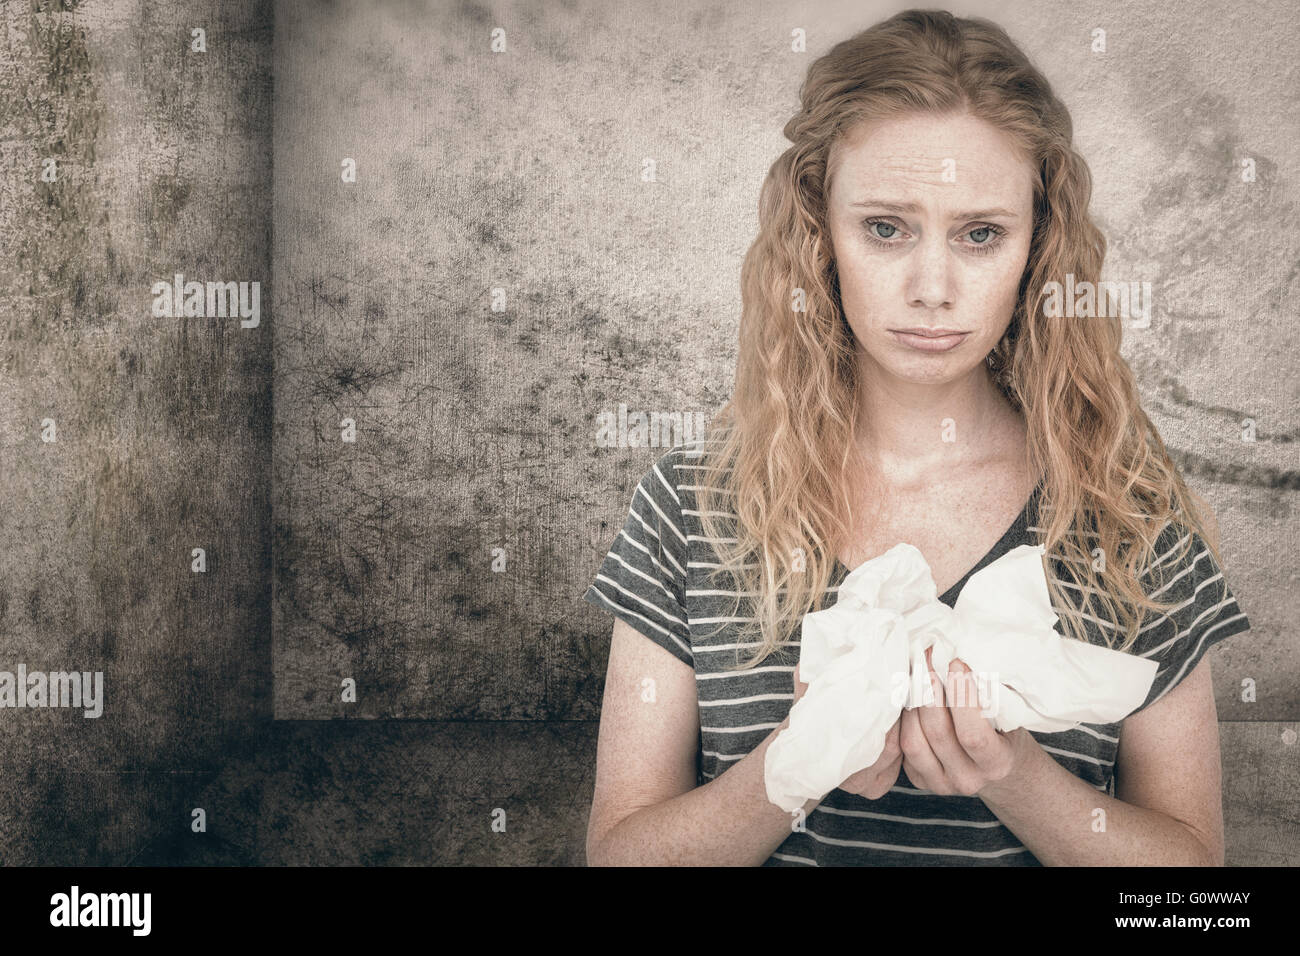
<box><xmin>899</xmin><ymin>647</ymin><xmax>1028</xmax><ymax>796</ymax></box>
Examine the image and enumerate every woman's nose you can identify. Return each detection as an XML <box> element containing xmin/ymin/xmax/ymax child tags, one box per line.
<box><xmin>906</xmin><ymin>236</ymin><xmax>955</xmax><ymax>309</ymax></box>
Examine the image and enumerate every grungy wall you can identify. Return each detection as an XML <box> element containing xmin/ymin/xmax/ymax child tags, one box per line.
<box><xmin>0</xmin><ymin>0</ymin><xmax>1295</xmax><ymax>866</ymax></box>
<box><xmin>0</xmin><ymin>0</ymin><xmax>273</xmax><ymax>863</ymax></box>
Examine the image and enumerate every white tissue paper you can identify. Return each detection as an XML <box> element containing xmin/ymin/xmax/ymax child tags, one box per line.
<box><xmin>763</xmin><ymin>542</ymin><xmax>1159</xmax><ymax>812</ymax></box>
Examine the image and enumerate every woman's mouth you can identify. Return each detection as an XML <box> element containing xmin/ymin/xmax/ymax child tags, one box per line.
<box><xmin>889</xmin><ymin>328</ymin><xmax>970</xmax><ymax>352</ymax></box>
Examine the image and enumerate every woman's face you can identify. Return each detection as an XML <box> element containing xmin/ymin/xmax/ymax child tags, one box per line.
<box><xmin>826</xmin><ymin>110</ymin><xmax>1036</xmax><ymax>386</ymax></box>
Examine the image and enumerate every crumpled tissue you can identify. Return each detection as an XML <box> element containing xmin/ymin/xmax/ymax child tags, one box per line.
<box><xmin>764</xmin><ymin>542</ymin><xmax>1159</xmax><ymax>812</ymax></box>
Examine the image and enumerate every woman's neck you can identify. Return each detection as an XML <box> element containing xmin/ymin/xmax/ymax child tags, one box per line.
<box><xmin>851</xmin><ymin>364</ymin><xmax>1020</xmax><ymax>486</ymax></box>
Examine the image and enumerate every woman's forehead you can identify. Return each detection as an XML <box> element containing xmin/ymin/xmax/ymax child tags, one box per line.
<box><xmin>829</xmin><ymin>113</ymin><xmax>1035</xmax><ymax>209</ymax></box>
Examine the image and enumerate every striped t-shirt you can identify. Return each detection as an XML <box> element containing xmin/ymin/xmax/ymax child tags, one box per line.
<box><xmin>582</xmin><ymin>441</ymin><xmax>1253</xmax><ymax>866</ymax></box>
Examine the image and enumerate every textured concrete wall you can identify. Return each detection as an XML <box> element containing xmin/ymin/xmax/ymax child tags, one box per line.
<box><xmin>0</xmin><ymin>0</ymin><xmax>274</xmax><ymax>864</ymax></box>
<box><xmin>0</xmin><ymin>0</ymin><xmax>1295</xmax><ymax>866</ymax></box>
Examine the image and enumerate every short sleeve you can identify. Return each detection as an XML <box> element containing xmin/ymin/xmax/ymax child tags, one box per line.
<box><xmin>1125</xmin><ymin>521</ymin><xmax>1252</xmax><ymax>716</ymax></box>
<box><xmin>582</xmin><ymin>448</ymin><xmax>694</xmax><ymax>668</ymax></box>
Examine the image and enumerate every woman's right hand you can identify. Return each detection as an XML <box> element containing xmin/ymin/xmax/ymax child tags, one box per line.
<box><xmin>791</xmin><ymin>663</ymin><xmax>903</xmax><ymax>801</ymax></box>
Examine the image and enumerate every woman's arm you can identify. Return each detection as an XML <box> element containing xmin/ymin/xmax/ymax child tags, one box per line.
<box><xmin>585</xmin><ymin>618</ymin><xmax>820</xmax><ymax>866</ymax></box>
<box><xmin>976</xmin><ymin>656</ymin><xmax>1224</xmax><ymax>866</ymax></box>
<box><xmin>974</xmin><ymin>500</ymin><xmax>1231</xmax><ymax>865</ymax></box>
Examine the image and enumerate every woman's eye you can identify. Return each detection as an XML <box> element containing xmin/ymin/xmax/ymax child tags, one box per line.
<box><xmin>862</xmin><ymin>218</ymin><xmax>1004</xmax><ymax>252</ymax></box>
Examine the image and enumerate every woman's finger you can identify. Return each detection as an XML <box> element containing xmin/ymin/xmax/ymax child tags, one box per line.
<box><xmin>916</xmin><ymin>664</ymin><xmax>983</xmax><ymax>794</ymax></box>
<box><xmin>899</xmin><ymin>706</ymin><xmax>946</xmax><ymax>792</ymax></box>
<box><xmin>946</xmin><ymin>659</ymin><xmax>1015</xmax><ymax>779</ymax></box>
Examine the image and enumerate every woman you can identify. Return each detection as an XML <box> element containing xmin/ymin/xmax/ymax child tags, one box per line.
<box><xmin>582</xmin><ymin>9</ymin><xmax>1251</xmax><ymax>866</ymax></box>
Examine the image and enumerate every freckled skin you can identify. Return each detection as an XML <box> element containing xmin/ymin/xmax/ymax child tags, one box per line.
<box><xmin>826</xmin><ymin>110</ymin><xmax>1036</xmax><ymax>387</ymax></box>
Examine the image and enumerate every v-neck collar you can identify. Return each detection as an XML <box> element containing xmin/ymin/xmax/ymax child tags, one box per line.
<box><xmin>830</xmin><ymin>478</ymin><xmax>1044</xmax><ymax>607</ymax></box>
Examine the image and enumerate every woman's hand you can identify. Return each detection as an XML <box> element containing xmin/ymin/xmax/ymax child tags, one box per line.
<box><xmin>899</xmin><ymin>647</ymin><xmax>1025</xmax><ymax>796</ymax></box>
<box><xmin>791</xmin><ymin>663</ymin><xmax>903</xmax><ymax>801</ymax></box>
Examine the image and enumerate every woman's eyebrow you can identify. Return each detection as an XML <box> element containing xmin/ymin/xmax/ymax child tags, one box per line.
<box><xmin>848</xmin><ymin>199</ymin><xmax>1020</xmax><ymax>219</ymax></box>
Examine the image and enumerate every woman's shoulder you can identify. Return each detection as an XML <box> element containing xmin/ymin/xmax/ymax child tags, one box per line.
<box><xmin>1128</xmin><ymin>502</ymin><xmax>1252</xmax><ymax>712</ymax></box>
<box><xmin>638</xmin><ymin>439</ymin><xmax>730</xmax><ymax>514</ymax></box>
<box><xmin>1138</xmin><ymin>501</ymin><xmax>1224</xmax><ymax>590</ymax></box>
